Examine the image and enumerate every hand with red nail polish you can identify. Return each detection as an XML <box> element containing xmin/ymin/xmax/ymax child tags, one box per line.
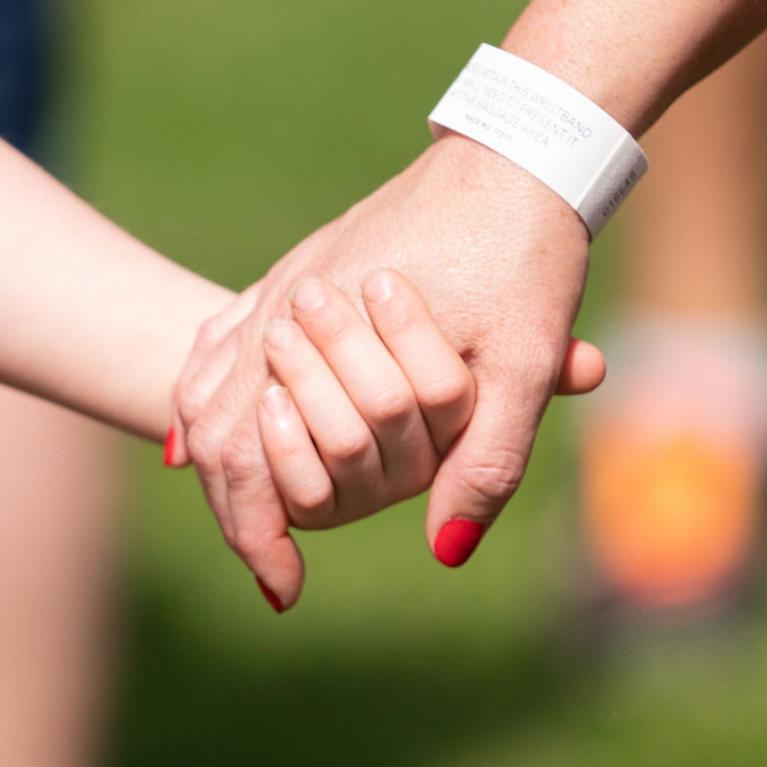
<box><xmin>168</xmin><ymin>255</ymin><xmax>604</xmax><ymax>613</ymax></box>
<box><xmin>167</xmin><ymin>271</ymin><xmax>482</xmax><ymax>611</ymax></box>
<box><xmin>165</xmin><ymin>131</ymin><xmax>609</xmax><ymax>610</ymax></box>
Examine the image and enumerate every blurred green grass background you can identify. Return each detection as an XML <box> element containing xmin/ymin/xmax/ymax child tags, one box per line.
<box><xmin>48</xmin><ymin>1</ymin><xmax>767</xmax><ymax>764</ymax></box>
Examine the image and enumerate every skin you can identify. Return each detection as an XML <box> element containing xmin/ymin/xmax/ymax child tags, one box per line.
<box><xmin>170</xmin><ymin>0</ymin><xmax>767</xmax><ymax>610</ymax></box>
<box><xmin>0</xmin><ymin>133</ymin><xmax>602</xmax><ymax>657</ymax></box>
<box><xmin>8</xmin><ymin>1</ymin><xmax>765</xmax><ymax>761</ymax></box>
<box><xmin>1</xmin><ymin>45</ymin><xmax>564</xmax><ymax>767</ymax></box>
<box><xmin>0</xmin><ymin>138</ymin><xmax>600</xmax><ymax>436</ymax></box>
<box><xmin>173</xmin><ymin>134</ymin><xmax>593</xmax><ymax>608</ymax></box>
<box><xmin>259</xmin><ymin>272</ymin><xmax>478</xmax><ymax>529</ymax></box>
<box><xmin>4</xmin><ymin>2</ymin><xmax>766</xmax><ymax>614</ymax></box>
<box><xmin>0</xmin><ymin>142</ymin><xmax>234</xmax><ymax>440</ymax></box>
<box><xmin>0</xmin><ymin>387</ymin><xmax>116</xmax><ymax>767</ymax></box>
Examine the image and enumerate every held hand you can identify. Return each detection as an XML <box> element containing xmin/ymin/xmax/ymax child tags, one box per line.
<box><xmin>168</xmin><ymin>133</ymin><xmax>600</xmax><ymax>610</ymax></box>
<box><xmin>258</xmin><ymin>272</ymin><xmax>476</xmax><ymax>528</ymax></box>
<box><xmin>168</xmin><ymin>272</ymin><xmax>477</xmax><ymax>612</ymax></box>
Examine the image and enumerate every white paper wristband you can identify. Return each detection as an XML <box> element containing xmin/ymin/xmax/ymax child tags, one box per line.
<box><xmin>428</xmin><ymin>44</ymin><xmax>648</xmax><ymax>238</ymax></box>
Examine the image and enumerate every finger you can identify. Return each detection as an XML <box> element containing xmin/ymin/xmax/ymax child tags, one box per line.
<box><xmin>555</xmin><ymin>338</ymin><xmax>606</xmax><ymax>395</ymax></box>
<box><xmin>171</xmin><ymin>335</ymin><xmax>242</xmax><ymax>543</ymax></box>
<box><xmin>180</xmin><ymin>337</ymin><xmax>264</xmax><ymax>567</ymax></box>
<box><xmin>257</xmin><ymin>384</ymin><xmax>336</xmax><ymax>528</ymax></box>
<box><xmin>361</xmin><ymin>269</ymin><xmax>476</xmax><ymax>454</ymax></box>
<box><xmin>290</xmin><ymin>277</ymin><xmax>436</xmax><ymax>494</ymax></box>
<box><xmin>263</xmin><ymin>318</ymin><xmax>384</xmax><ymax>519</ymax></box>
<box><xmin>172</xmin><ymin>334</ymin><xmax>239</xmax><ymax>467</ymax></box>
<box><xmin>183</xmin><ymin>339</ymin><xmax>304</xmax><ymax>612</ymax></box>
<box><xmin>425</xmin><ymin>365</ymin><xmax>549</xmax><ymax>568</ymax></box>
<box><xmin>186</xmin><ymin>418</ymin><xmax>239</xmax><ymax>555</ymax></box>
<box><xmin>220</xmin><ymin>409</ymin><xmax>305</xmax><ymax>612</ymax></box>
<box><xmin>166</xmin><ymin>285</ymin><xmax>261</xmax><ymax>467</ymax></box>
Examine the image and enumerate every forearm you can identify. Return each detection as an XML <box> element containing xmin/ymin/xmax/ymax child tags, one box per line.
<box><xmin>503</xmin><ymin>0</ymin><xmax>767</xmax><ymax>136</ymax></box>
<box><xmin>0</xmin><ymin>141</ymin><xmax>234</xmax><ymax>441</ymax></box>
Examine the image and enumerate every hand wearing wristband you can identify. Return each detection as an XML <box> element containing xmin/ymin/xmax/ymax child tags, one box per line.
<box><xmin>5</xmin><ymin>1</ymin><xmax>766</xmax><ymax>614</ymax></box>
<box><xmin>3</xmin><ymin>4</ymin><xmax>767</xmax><ymax>764</ymax></box>
<box><xmin>169</xmin><ymin>133</ymin><xmax>597</xmax><ymax>608</ymax></box>
<box><xmin>167</xmin><ymin>0</ymin><xmax>767</xmax><ymax>610</ymax></box>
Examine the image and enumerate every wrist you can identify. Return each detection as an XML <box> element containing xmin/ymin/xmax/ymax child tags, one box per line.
<box><xmin>425</xmin><ymin>130</ymin><xmax>590</xmax><ymax>245</ymax></box>
<box><xmin>428</xmin><ymin>44</ymin><xmax>647</xmax><ymax>237</ymax></box>
<box><xmin>501</xmin><ymin>16</ymin><xmax>665</xmax><ymax>136</ymax></box>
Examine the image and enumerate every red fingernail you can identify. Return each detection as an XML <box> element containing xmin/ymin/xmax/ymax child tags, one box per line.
<box><xmin>163</xmin><ymin>427</ymin><xmax>175</xmax><ymax>467</ymax></box>
<box><xmin>257</xmin><ymin>577</ymin><xmax>285</xmax><ymax>614</ymax></box>
<box><xmin>434</xmin><ymin>519</ymin><xmax>485</xmax><ymax>568</ymax></box>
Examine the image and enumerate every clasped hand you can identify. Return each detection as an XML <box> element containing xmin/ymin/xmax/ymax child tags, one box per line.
<box><xmin>166</xmin><ymin>134</ymin><xmax>605</xmax><ymax>612</ymax></box>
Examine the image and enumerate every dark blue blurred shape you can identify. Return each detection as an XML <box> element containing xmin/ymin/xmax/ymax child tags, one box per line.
<box><xmin>0</xmin><ymin>0</ymin><xmax>44</xmax><ymax>153</ymax></box>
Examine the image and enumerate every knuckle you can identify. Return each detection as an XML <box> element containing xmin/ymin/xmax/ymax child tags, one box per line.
<box><xmin>329</xmin><ymin>427</ymin><xmax>372</xmax><ymax>464</ymax></box>
<box><xmin>377</xmin><ymin>299</ymin><xmax>413</xmax><ymax>334</ymax></box>
<box><xmin>369</xmin><ymin>385</ymin><xmax>415</xmax><ymax>425</ymax></box>
<box><xmin>291</xmin><ymin>479</ymin><xmax>334</xmax><ymax>516</ymax></box>
<box><xmin>186</xmin><ymin>422</ymin><xmax>224</xmax><ymax>471</ymax></box>
<box><xmin>406</xmin><ymin>458</ymin><xmax>439</xmax><ymax>498</ymax></box>
<box><xmin>459</xmin><ymin>448</ymin><xmax>527</xmax><ymax>505</ymax></box>
<box><xmin>176</xmin><ymin>384</ymin><xmax>209</xmax><ymax>425</ymax></box>
<box><xmin>315</xmin><ymin>313</ymin><xmax>350</xmax><ymax>345</ymax></box>
<box><xmin>417</xmin><ymin>454</ymin><xmax>440</xmax><ymax>489</ymax></box>
<box><xmin>194</xmin><ymin>318</ymin><xmax>223</xmax><ymax>352</ymax></box>
<box><xmin>220</xmin><ymin>436</ymin><xmax>260</xmax><ymax>482</ymax></box>
<box><xmin>420</xmin><ymin>373</ymin><xmax>471</xmax><ymax>412</ymax></box>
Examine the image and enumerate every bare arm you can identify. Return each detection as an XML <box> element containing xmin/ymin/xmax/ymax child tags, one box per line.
<box><xmin>0</xmin><ymin>141</ymin><xmax>234</xmax><ymax>440</ymax></box>
<box><xmin>504</xmin><ymin>0</ymin><xmax>767</xmax><ymax>136</ymax></box>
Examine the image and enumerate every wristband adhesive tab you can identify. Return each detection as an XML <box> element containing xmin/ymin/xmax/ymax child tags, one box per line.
<box><xmin>429</xmin><ymin>44</ymin><xmax>648</xmax><ymax>238</ymax></box>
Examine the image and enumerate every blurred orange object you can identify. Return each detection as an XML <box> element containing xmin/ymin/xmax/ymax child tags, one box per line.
<box><xmin>582</xmin><ymin>421</ymin><xmax>761</xmax><ymax>608</ymax></box>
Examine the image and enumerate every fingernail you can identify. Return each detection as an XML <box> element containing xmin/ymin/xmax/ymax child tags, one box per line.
<box><xmin>257</xmin><ymin>577</ymin><xmax>286</xmax><ymax>614</ymax></box>
<box><xmin>163</xmin><ymin>427</ymin><xmax>175</xmax><ymax>467</ymax></box>
<box><xmin>362</xmin><ymin>269</ymin><xmax>395</xmax><ymax>303</ymax></box>
<box><xmin>263</xmin><ymin>318</ymin><xmax>297</xmax><ymax>350</ymax></box>
<box><xmin>434</xmin><ymin>518</ymin><xmax>485</xmax><ymax>568</ymax></box>
<box><xmin>292</xmin><ymin>279</ymin><xmax>326</xmax><ymax>313</ymax></box>
<box><xmin>262</xmin><ymin>384</ymin><xmax>290</xmax><ymax>417</ymax></box>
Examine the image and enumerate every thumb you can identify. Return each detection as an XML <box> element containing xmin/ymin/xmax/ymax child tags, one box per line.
<box><xmin>556</xmin><ymin>337</ymin><xmax>606</xmax><ymax>395</ymax></box>
<box><xmin>426</xmin><ymin>374</ymin><xmax>546</xmax><ymax>568</ymax></box>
